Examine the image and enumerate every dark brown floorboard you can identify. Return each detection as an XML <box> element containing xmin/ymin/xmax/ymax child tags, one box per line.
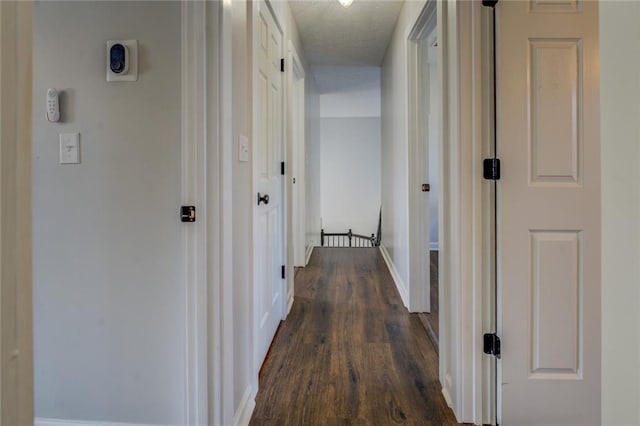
<box><xmin>250</xmin><ymin>247</ymin><xmax>460</xmax><ymax>426</ymax></box>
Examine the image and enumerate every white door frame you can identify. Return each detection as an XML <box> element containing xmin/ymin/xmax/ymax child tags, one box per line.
<box><xmin>428</xmin><ymin>1</ymin><xmax>495</xmax><ymax>424</ymax></box>
<box><xmin>407</xmin><ymin>0</ymin><xmax>437</xmax><ymax>315</ymax></box>
<box><xmin>209</xmin><ymin>1</ymin><xmax>493</xmax><ymax>422</ymax></box>
<box><xmin>181</xmin><ymin>3</ymin><xmax>208</xmax><ymax>424</ymax></box>
<box><xmin>0</xmin><ymin>2</ymin><xmax>33</xmax><ymax>424</ymax></box>
<box><xmin>183</xmin><ymin>1</ymin><xmax>235</xmax><ymax>425</ymax></box>
<box><xmin>285</xmin><ymin>40</ymin><xmax>306</xmax><ymax>313</ymax></box>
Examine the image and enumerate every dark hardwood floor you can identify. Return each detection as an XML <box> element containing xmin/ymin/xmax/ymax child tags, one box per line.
<box><xmin>249</xmin><ymin>247</ymin><xmax>459</xmax><ymax>426</ymax></box>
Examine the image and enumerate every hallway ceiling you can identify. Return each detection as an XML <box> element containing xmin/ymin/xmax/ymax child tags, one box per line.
<box><xmin>288</xmin><ymin>0</ymin><xmax>404</xmax><ymax>67</ymax></box>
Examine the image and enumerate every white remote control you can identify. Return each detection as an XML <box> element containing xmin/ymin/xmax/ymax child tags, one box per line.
<box><xmin>46</xmin><ymin>88</ymin><xmax>60</xmax><ymax>122</ymax></box>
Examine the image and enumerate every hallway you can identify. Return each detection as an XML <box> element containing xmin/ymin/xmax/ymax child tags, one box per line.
<box><xmin>249</xmin><ymin>248</ymin><xmax>459</xmax><ymax>425</ymax></box>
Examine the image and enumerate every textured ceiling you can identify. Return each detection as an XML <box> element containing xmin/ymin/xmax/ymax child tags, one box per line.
<box><xmin>288</xmin><ymin>0</ymin><xmax>404</xmax><ymax>67</ymax></box>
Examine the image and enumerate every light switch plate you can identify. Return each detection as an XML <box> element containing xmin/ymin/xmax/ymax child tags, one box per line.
<box><xmin>60</xmin><ymin>133</ymin><xmax>80</xmax><ymax>164</ymax></box>
<box><xmin>239</xmin><ymin>135</ymin><xmax>249</xmax><ymax>162</ymax></box>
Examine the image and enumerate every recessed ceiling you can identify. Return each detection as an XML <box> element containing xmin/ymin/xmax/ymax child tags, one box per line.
<box><xmin>288</xmin><ymin>0</ymin><xmax>404</xmax><ymax>67</ymax></box>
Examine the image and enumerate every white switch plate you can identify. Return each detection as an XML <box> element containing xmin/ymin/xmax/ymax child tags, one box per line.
<box><xmin>59</xmin><ymin>133</ymin><xmax>80</xmax><ymax>164</ymax></box>
<box><xmin>239</xmin><ymin>135</ymin><xmax>249</xmax><ymax>162</ymax></box>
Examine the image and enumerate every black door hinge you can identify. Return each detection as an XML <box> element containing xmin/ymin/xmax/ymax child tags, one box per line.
<box><xmin>483</xmin><ymin>333</ymin><xmax>501</xmax><ymax>358</ymax></box>
<box><xmin>281</xmin><ymin>265</ymin><xmax>286</xmax><ymax>279</ymax></box>
<box><xmin>482</xmin><ymin>0</ymin><xmax>499</xmax><ymax>7</ymax></box>
<box><xmin>181</xmin><ymin>206</ymin><xmax>196</xmax><ymax>223</ymax></box>
<box><xmin>281</xmin><ymin>161</ymin><xmax>285</xmax><ymax>176</ymax></box>
<box><xmin>483</xmin><ymin>158</ymin><xmax>501</xmax><ymax>180</ymax></box>
<box><xmin>280</xmin><ymin>58</ymin><xmax>285</xmax><ymax>72</ymax></box>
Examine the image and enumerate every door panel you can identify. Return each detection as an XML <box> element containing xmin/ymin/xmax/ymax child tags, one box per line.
<box><xmin>254</xmin><ymin>0</ymin><xmax>284</xmax><ymax>370</ymax></box>
<box><xmin>497</xmin><ymin>0</ymin><xmax>600</xmax><ymax>423</ymax></box>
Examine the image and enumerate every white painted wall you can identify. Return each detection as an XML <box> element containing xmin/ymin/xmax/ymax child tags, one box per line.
<box><xmin>600</xmin><ymin>2</ymin><xmax>640</xmax><ymax>424</ymax></box>
<box><xmin>306</xmin><ymin>76</ymin><xmax>322</xmax><ymax>249</ymax></box>
<box><xmin>380</xmin><ymin>0</ymin><xmax>438</xmax><ymax>301</ymax></box>
<box><xmin>317</xmin><ymin>66</ymin><xmax>381</xmax><ymax>238</ymax></box>
<box><xmin>32</xmin><ymin>2</ymin><xmax>184</xmax><ymax>424</ymax></box>
<box><xmin>427</xmin><ymin>50</ymin><xmax>440</xmax><ymax>250</ymax></box>
<box><xmin>316</xmin><ymin>65</ymin><xmax>381</xmax><ymax>119</ymax></box>
<box><xmin>320</xmin><ymin>117</ymin><xmax>381</xmax><ymax>236</ymax></box>
<box><xmin>381</xmin><ymin>4</ymin><xmax>411</xmax><ymax>295</ymax></box>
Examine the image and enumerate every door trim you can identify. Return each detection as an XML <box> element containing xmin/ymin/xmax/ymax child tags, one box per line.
<box><xmin>285</xmin><ymin>40</ymin><xmax>306</xmax><ymax>315</ymax></box>
<box><xmin>0</xmin><ymin>2</ymin><xmax>33</xmax><ymax>423</ymax></box>
<box><xmin>407</xmin><ymin>0</ymin><xmax>437</xmax><ymax>314</ymax></box>
<box><xmin>437</xmin><ymin>1</ymin><xmax>495</xmax><ymax>423</ymax></box>
<box><xmin>182</xmin><ymin>1</ymin><xmax>235</xmax><ymax>425</ymax></box>
<box><xmin>181</xmin><ymin>3</ymin><xmax>208</xmax><ymax>424</ymax></box>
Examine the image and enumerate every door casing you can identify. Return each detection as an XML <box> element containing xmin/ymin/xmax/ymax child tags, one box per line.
<box><xmin>407</xmin><ymin>0</ymin><xmax>437</xmax><ymax>315</ymax></box>
<box><xmin>0</xmin><ymin>2</ymin><xmax>33</xmax><ymax>424</ymax></box>
<box><xmin>286</xmin><ymin>40</ymin><xmax>306</xmax><ymax>314</ymax></box>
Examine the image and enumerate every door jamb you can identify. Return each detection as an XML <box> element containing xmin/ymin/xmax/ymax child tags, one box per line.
<box><xmin>183</xmin><ymin>1</ymin><xmax>235</xmax><ymax>425</ymax></box>
<box><xmin>285</xmin><ymin>40</ymin><xmax>305</xmax><ymax>316</ymax></box>
<box><xmin>0</xmin><ymin>2</ymin><xmax>34</xmax><ymax>423</ymax></box>
<box><xmin>480</xmin><ymin>5</ymin><xmax>497</xmax><ymax>425</ymax></box>
<box><xmin>447</xmin><ymin>1</ymin><xmax>496</xmax><ymax>423</ymax></box>
<box><xmin>430</xmin><ymin>1</ymin><xmax>495</xmax><ymax>423</ymax></box>
<box><xmin>407</xmin><ymin>0</ymin><xmax>437</xmax><ymax>315</ymax></box>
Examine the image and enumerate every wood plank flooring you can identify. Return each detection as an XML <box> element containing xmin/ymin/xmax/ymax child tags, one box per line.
<box><xmin>249</xmin><ymin>248</ymin><xmax>460</xmax><ymax>426</ymax></box>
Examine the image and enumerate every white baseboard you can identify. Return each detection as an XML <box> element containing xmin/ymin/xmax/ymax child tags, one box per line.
<box><xmin>440</xmin><ymin>386</ymin><xmax>462</xmax><ymax>423</ymax></box>
<box><xmin>304</xmin><ymin>244</ymin><xmax>314</xmax><ymax>265</ymax></box>
<box><xmin>287</xmin><ymin>291</ymin><xmax>294</xmax><ymax>314</ymax></box>
<box><xmin>429</xmin><ymin>242</ymin><xmax>440</xmax><ymax>251</ymax></box>
<box><xmin>441</xmin><ymin>385</ymin><xmax>454</xmax><ymax>409</ymax></box>
<box><xmin>233</xmin><ymin>385</ymin><xmax>256</xmax><ymax>426</ymax></box>
<box><xmin>35</xmin><ymin>418</ymin><xmax>158</xmax><ymax>426</ymax></box>
<box><xmin>379</xmin><ymin>245</ymin><xmax>408</xmax><ymax>308</ymax></box>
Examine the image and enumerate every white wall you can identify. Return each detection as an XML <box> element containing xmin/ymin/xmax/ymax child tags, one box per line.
<box><xmin>427</xmin><ymin>48</ymin><xmax>440</xmax><ymax>250</ymax></box>
<box><xmin>306</xmin><ymin>76</ymin><xmax>322</xmax><ymax>249</ymax></box>
<box><xmin>381</xmin><ymin>0</ymin><xmax>440</xmax><ymax>298</ymax></box>
<box><xmin>32</xmin><ymin>2</ymin><xmax>184</xmax><ymax>424</ymax></box>
<box><xmin>320</xmin><ymin>117</ymin><xmax>381</xmax><ymax>236</ymax></box>
<box><xmin>317</xmin><ymin>66</ymin><xmax>381</xmax><ymax>237</ymax></box>
<box><xmin>600</xmin><ymin>2</ymin><xmax>640</xmax><ymax>424</ymax></box>
<box><xmin>381</xmin><ymin>3</ymin><xmax>413</xmax><ymax>294</ymax></box>
<box><xmin>316</xmin><ymin>65</ymin><xmax>382</xmax><ymax>119</ymax></box>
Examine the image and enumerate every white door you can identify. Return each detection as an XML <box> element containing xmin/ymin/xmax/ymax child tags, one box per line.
<box><xmin>497</xmin><ymin>0</ymin><xmax>600</xmax><ymax>424</ymax></box>
<box><xmin>253</xmin><ymin>0</ymin><xmax>285</xmax><ymax>370</ymax></box>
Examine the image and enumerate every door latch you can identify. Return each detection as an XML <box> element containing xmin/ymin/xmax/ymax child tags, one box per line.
<box><xmin>422</xmin><ymin>183</ymin><xmax>431</xmax><ymax>192</ymax></box>
<box><xmin>483</xmin><ymin>333</ymin><xmax>501</xmax><ymax>358</ymax></box>
<box><xmin>181</xmin><ymin>206</ymin><xmax>196</xmax><ymax>223</ymax></box>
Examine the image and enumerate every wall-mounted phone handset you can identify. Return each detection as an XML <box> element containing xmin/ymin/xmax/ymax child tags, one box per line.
<box><xmin>46</xmin><ymin>88</ymin><xmax>60</xmax><ymax>123</ymax></box>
